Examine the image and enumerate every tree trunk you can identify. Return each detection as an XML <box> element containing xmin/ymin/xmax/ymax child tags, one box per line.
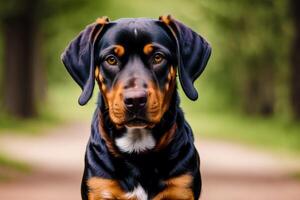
<box><xmin>242</xmin><ymin>65</ymin><xmax>275</xmax><ymax>117</ymax></box>
<box><xmin>2</xmin><ymin>9</ymin><xmax>45</xmax><ymax>118</ymax></box>
<box><xmin>290</xmin><ymin>0</ymin><xmax>300</xmax><ymax>120</ymax></box>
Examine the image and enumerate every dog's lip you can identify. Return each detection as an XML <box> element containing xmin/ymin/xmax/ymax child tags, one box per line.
<box><xmin>126</xmin><ymin>117</ymin><xmax>148</xmax><ymax>124</ymax></box>
<box><xmin>124</xmin><ymin>117</ymin><xmax>150</xmax><ymax>128</ymax></box>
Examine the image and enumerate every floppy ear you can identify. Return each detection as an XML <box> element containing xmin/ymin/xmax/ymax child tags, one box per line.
<box><xmin>61</xmin><ymin>17</ymin><xmax>109</xmax><ymax>105</ymax></box>
<box><xmin>159</xmin><ymin>15</ymin><xmax>212</xmax><ymax>101</ymax></box>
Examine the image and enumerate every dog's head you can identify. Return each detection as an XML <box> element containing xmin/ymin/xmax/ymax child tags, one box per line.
<box><xmin>62</xmin><ymin>15</ymin><xmax>211</xmax><ymax>128</ymax></box>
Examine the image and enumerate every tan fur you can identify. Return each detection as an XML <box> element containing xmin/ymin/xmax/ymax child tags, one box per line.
<box><xmin>114</xmin><ymin>45</ymin><xmax>125</xmax><ymax>57</ymax></box>
<box><xmin>153</xmin><ymin>174</ymin><xmax>194</xmax><ymax>200</ymax></box>
<box><xmin>88</xmin><ymin>175</ymin><xmax>193</xmax><ymax>200</ymax></box>
<box><xmin>95</xmin><ymin>68</ymin><xmax>126</xmax><ymax>127</ymax></box>
<box><xmin>159</xmin><ymin>15</ymin><xmax>172</xmax><ymax>25</ymax></box>
<box><xmin>98</xmin><ymin>115</ymin><xmax>121</xmax><ymax>157</ymax></box>
<box><xmin>147</xmin><ymin>66</ymin><xmax>176</xmax><ymax>125</ymax></box>
<box><xmin>155</xmin><ymin>123</ymin><xmax>177</xmax><ymax>151</ymax></box>
<box><xmin>143</xmin><ymin>44</ymin><xmax>154</xmax><ymax>55</ymax></box>
<box><xmin>96</xmin><ymin>16</ymin><xmax>109</xmax><ymax>25</ymax></box>
<box><xmin>165</xmin><ymin>83</ymin><xmax>169</xmax><ymax>91</ymax></box>
<box><xmin>95</xmin><ymin>67</ymin><xmax>109</xmax><ymax>106</ymax></box>
<box><xmin>88</xmin><ymin>177</ymin><xmax>137</xmax><ymax>200</ymax></box>
<box><xmin>106</xmin><ymin>83</ymin><xmax>126</xmax><ymax>126</ymax></box>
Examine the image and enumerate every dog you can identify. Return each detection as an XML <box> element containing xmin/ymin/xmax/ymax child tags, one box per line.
<box><xmin>62</xmin><ymin>15</ymin><xmax>211</xmax><ymax>200</ymax></box>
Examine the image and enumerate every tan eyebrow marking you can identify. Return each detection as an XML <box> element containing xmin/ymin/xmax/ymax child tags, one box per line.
<box><xmin>114</xmin><ymin>45</ymin><xmax>125</xmax><ymax>57</ymax></box>
<box><xmin>95</xmin><ymin>16</ymin><xmax>109</xmax><ymax>25</ymax></box>
<box><xmin>143</xmin><ymin>43</ymin><xmax>154</xmax><ymax>55</ymax></box>
<box><xmin>159</xmin><ymin>15</ymin><xmax>172</xmax><ymax>25</ymax></box>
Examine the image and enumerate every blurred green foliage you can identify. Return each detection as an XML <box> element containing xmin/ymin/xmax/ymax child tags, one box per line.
<box><xmin>0</xmin><ymin>153</ymin><xmax>30</xmax><ymax>181</ymax></box>
<box><xmin>198</xmin><ymin>1</ymin><xmax>288</xmax><ymax>114</ymax></box>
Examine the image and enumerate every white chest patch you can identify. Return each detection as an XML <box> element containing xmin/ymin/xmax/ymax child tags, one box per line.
<box><xmin>115</xmin><ymin>128</ymin><xmax>156</xmax><ymax>153</ymax></box>
<box><xmin>125</xmin><ymin>184</ymin><xmax>148</xmax><ymax>200</ymax></box>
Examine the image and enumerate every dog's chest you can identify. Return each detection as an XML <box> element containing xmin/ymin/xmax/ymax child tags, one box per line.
<box><xmin>125</xmin><ymin>184</ymin><xmax>148</xmax><ymax>200</ymax></box>
<box><xmin>115</xmin><ymin>128</ymin><xmax>156</xmax><ymax>153</ymax></box>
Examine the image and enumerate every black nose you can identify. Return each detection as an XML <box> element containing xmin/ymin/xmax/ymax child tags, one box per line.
<box><xmin>124</xmin><ymin>90</ymin><xmax>147</xmax><ymax>113</ymax></box>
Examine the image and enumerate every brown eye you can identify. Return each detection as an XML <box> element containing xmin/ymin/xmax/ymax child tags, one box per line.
<box><xmin>105</xmin><ymin>55</ymin><xmax>118</xmax><ymax>65</ymax></box>
<box><xmin>153</xmin><ymin>53</ymin><xmax>164</xmax><ymax>65</ymax></box>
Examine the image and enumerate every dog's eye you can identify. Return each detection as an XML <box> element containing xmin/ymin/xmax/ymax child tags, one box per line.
<box><xmin>152</xmin><ymin>53</ymin><xmax>164</xmax><ymax>65</ymax></box>
<box><xmin>105</xmin><ymin>55</ymin><xmax>118</xmax><ymax>65</ymax></box>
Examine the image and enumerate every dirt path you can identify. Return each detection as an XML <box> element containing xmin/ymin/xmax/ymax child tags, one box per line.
<box><xmin>0</xmin><ymin>122</ymin><xmax>300</xmax><ymax>200</ymax></box>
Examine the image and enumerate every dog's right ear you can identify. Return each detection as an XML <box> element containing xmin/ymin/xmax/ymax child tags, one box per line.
<box><xmin>61</xmin><ymin>17</ymin><xmax>109</xmax><ymax>105</ymax></box>
<box><xmin>159</xmin><ymin>15</ymin><xmax>211</xmax><ymax>101</ymax></box>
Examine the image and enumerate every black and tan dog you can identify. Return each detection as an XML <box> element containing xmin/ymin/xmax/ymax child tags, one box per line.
<box><xmin>62</xmin><ymin>15</ymin><xmax>211</xmax><ymax>200</ymax></box>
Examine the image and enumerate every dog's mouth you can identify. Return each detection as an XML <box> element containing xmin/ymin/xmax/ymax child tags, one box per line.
<box><xmin>124</xmin><ymin>117</ymin><xmax>152</xmax><ymax>128</ymax></box>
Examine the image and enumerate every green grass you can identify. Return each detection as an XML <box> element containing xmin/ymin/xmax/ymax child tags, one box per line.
<box><xmin>186</xmin><ymin>110</ymin><xmax>300</xmax><ymax>154</ymax></box>
<box><xmin>291</xmin><ymin>171</ymin><xmax>300</xmax><ymax>181</ymax></box>
<box><xmin>0</xmin><ymin>154</ymin><xmax>30</xmax><ymax>181</ymax></box>
<box><xmin>0</xmin><ymin>154</ymin><xmax>30</xmax><ymax>171</ymax></box>
<box><xmin>0</xmin><ymin>112</ymin><xmax>60</xmax><ymax>135</ymax></box>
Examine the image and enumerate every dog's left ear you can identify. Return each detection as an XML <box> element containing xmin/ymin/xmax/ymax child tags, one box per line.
<box><xmin>61</xmin><ymin>17</ymin><xmax>109</xmax><ymax>105</ymax></box>
<box><xmin>159</xmin><ymin>15</ymin><xmax>212</xmax><ymax>101</ymax></box>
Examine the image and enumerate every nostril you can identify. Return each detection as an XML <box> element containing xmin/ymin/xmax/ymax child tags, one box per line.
<box><xmin>137</xmin><ymin>96</ymin><xmax>147</xmax><ymax>107</ymax></box>
<box><xmin>124</xmin><ymin>97</ymin><xmax>134</xmax><ymax>108</ymax></box>
<box><xmin>143</xmin><ymin>83</ymin><xmax>148</xmax><ymax>89</ymax></box>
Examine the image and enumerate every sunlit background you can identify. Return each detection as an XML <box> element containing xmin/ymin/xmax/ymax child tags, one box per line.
<box><xmin>0</xmin><ymin>0</ymin><xmax>300</xmax><ymax>199</ymax></box>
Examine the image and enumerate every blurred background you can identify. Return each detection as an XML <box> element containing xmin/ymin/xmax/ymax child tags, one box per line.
<box><xmin>0</xmin><ymin>0</ymin><xmax>300</xmax><ymax>199</ymax></box>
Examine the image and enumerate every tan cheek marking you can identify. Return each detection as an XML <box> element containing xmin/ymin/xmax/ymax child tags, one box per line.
<box><xmin>155</xmin><ymin>123</ymin><xmax>177</xmax><ymax>151</ymax></box>
<box><xmin>147</xmin><ymin>66</ymin><xmax>177</xmax><ymax>124</ymax></box>
<box><xmin>106</xmin><ymin>83</ymin><xmax>126</xmax><ymax>127</ymax></box>
<box><xmin>95</xmin><ymin>67</ymin><xmax>104</xmax><ymax>84</ymax></box>
<box><xmin>101</xmin><ymin>84</ymin><xmax>107</xmax><ymax>92</ymax></box>
<box><xmin>114</xmin><ymin>45</ymin><xmax>125</xmax><ymax>57</ymax></box>
<box><xmin>170</xmin><ymin>66</ymin><xmax>175</xmax><ymax>77</ymax></box>
<box><xmin>165</xmin><ymin>83</ymin><xmax>170</xmax><ymax>91</ymax></box>
<box><xmin>98</xmin><ymin>114</ymin><xmax>120</xmax><ymax>157</ymax></box>
<box><xmin>95</xmin><ymin>71</ymin><xmax>126</xmax><ymax>128</ymax></box>
<box><xmin>167</xmin><ymin>71</ymin><xmax>172</xmax><ymax>81</ymax></box>
<box><xmin>161</xmin><ymin>66</ymin><xmax>177</xmax><ymax>110</ymax></box>
<box><xmin>88</xmin><ymin>177</ymin><xmax>135</xmax><ymax>200</ymax></box>
<box><xmin>99</xmin><ymin>73</ymin><xmax>104</xmax><ymax>83</ymax></box>
<box><xmin>147</xmin><ymin>82</ymin><xmax>164</xmax><ymax>123</ymax></box>
<box><xmin>95</xmin><ymin>70</ymin><xmax>108</xmax><ymax>105</ymax></box>
<box><xmin>153</xmin><ymin>174</ymin><xmax>194</xmax><ymax>200</ymax></box>
<box><xmin>165</xmin><ymin>67</ymin><xmax>175</xmax><ymax>91</ymax></box>
<box><xmin>143</xmin><ymin>43</ymin><xmax>154</xmax><ymax>55</ymax></box>
<box><xmin>95</xmin><ymin>67</ymin><xmax>99</xmax><ymax>78</ymax></box>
